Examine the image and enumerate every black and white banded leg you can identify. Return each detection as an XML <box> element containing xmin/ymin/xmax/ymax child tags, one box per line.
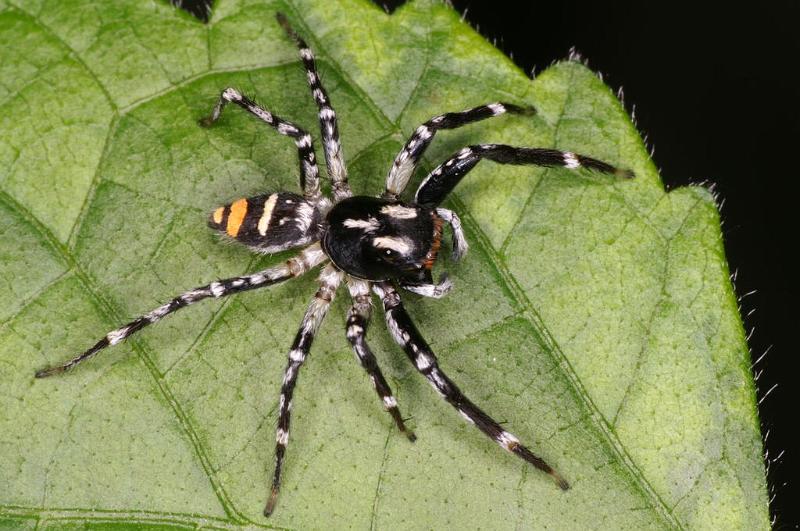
<box><xmin>265</xmin><ymin>263</ymin><xmax>344</xmax><ymax>516</ymax></box>
<box><xmin>373</xmin><ymin>282</ymin><xmax>570</xmax><ymax>490</ymax></box>
<box><xmin>35</xmin><ymin>244</ymin><xmax>327</xmax><ymax>379</ymax></box>
<box><xmin>384</xmin><ymin>102</ymin><xmax>535</xmax><ymax>200</ymax></box>
<box><xmin>416</xmin><ymin>144</ymin><xmax>634</xmax><ymax>207</ymax></box>
<box><xmin>435</xmin><ymin>207</ymin><xmax>468</xmax><ymax>260</ymax></box>
<box><xmin>199</xmin><ymin>87</ymin><xmax>322</xmax><ymax>202</ymax></box>
<box><xmin>346</xmin><ymin>278</ymin><xmax>415</xmax><ymax>440</ymax></box>
<box><xmin>277</xmin><ymin>13</ymin><xmax>350</xmax><ymax>202</ymax></box>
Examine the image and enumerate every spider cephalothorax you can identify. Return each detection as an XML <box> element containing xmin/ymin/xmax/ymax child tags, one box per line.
<box><xmin>35</xmin><ymin>12</ymin><xmax>633</xmax><ymax>517</ymax></box>
<box><xmin>323</xmin><ymin>197</ymin><xmax>444</xmax><ymax>283</ymax></box>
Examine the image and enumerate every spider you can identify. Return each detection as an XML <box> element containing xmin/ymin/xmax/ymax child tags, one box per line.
<box><xmin>35</xmin><ymin>13</ymin><xmax>633</xmax><ymax>517</ymax></box>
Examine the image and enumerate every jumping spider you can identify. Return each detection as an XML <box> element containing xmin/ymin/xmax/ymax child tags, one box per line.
<box><xmin>35</xmin><ymin>13</ymin><xmax>633</xmax><ymax>516</ymax></box>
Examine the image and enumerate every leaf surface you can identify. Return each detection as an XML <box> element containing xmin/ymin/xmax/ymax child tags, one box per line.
<box><xmin>0</xmin><ymin>0</ymin><xmax>768</xmax><ymax>529</ymax></box>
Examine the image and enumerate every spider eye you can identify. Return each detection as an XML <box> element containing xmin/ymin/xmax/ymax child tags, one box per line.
<box><xmin>378</xmin><ymin>248</ymin><xmax>399</xmax><ymax>264</ymax></box>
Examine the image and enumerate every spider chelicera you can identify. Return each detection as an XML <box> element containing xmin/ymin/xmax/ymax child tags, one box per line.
<box><xmin>35</xmin><ymin>12</ymin><xmax>633</xmax><ymax>516</ymax></box>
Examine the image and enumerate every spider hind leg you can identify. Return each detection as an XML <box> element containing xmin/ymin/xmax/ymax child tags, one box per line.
<box><xmin>374</xmin><ymin>282</ymin><xmax>569</xmax><ymax>490</ymax></box>
<box><xmin>34</xmin><ymin>244</ymin><xmax>327</xmax><ymax>378</ymax></box>
<box><xmin>277</xmin><ymin>13</ymin><xmax>351</xmax><ymax>201</ymax></box>
<box><xmin>200</xmin><ymin>87</ymin><xmax>323</xmax><ymax>202</ymax></box>
<box><xmin>265</xmin><ymin>263</ymin><xmax>344</xmax><ymax>516</ymax></box>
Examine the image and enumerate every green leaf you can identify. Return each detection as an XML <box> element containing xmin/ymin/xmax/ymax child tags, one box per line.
<box><xmin>0</xmin><ymin>0</ymin><xmax>768</xmax><ymax>529</ymax></box>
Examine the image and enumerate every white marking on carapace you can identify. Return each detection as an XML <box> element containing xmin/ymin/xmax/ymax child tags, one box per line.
<box><xmin>380</xmin><ymin>204</ymin><xmax>418</xmax><ymax>219</ymax></box>
<box><xmin>257</xmin><ymin>194</ymin><xmax>279</xmax><ymax>236</ymax></box>
<box><xmin>343</xmin><ymin>218</ymin><xmax>380</xmax><ymax>232</ymax></box>
<box><xmin>373</xmin><ymin>236</ymin><xmax>414</xmax><ymax>255</ymax></box>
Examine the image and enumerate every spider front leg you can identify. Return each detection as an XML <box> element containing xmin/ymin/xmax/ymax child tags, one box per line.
<box><xmin>265</xmin><ymin>263</ymin><xmax>344</xmax><ymax>516</ymax></box>
<box><xmin>34</xmin><ymin>244</ymin><xmax>327</xmax><ymax>378</ymax></box>
<box><xmin>384</xmin><ymin>102</ymin><xmax>535</xmax><ymax>199</ymax></box>
<box><xmin>346</xmin><ymin>278</ymin><xmax>415</xmax><ymax>441</ymax></box>
<box><xmin>199</xmin><ymin>87</ymin><xmax>322</xmax><ymax>202</ymax></box>
<box><xmin>277</xmin><ymin>13</ymin><xmax>351</xmax><ymax>202</ymax></box>
<box><xmin>416</xmin><ymin>144</ymin><xmax>634</xmax><ymax>207</ymax></box>
<box><xmin>373</xmin><ymin>282</ymin><xmax>570</xmax><ymax>490</ymax></box>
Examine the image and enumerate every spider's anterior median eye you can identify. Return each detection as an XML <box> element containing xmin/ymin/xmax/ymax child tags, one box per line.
<box><xmin>380</xmin><ymin>248</ymin><xmax>398</xmax><ymax>262</ymax></box>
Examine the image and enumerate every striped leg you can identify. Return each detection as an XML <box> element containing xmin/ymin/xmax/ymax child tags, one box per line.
<box><xmin>346</xmin><ymin>278</ymin><xmax>415</xmax><ymax>440</ymax></box>
<box><xmin>277</xmin><ymin>13</ymin><xmax>350</xmax><ymax>202</ymax></box>
<box><xmin>384</xmin><ymin>102</ymin><xmax>534</xmax><ymax>200</ymax></box>
<box><xmin>435</xmin><ymin>207</ymin><xmax>468</xmax><ymax>261</ymax></box>
<box><xmin>373</xmin><ymin>282</ymin><xmax>570</xmax><ymax>490</ymax></box>
<box><xmin>265</xmin><ymin>263</ymin><xmax>344</xmax><ymax>516</ymax></box>
<box><xmin>416</xmin><ymin>144</ymin><xmax>634</xmax><ymax>207</ymax></box>
<box><xmin>34</xmin><ymin>244</ymin><xmax>327</xmax><ymax>379</ymax></box>
<box><xmin>199</xmin><ymin>87</ymin><xmax>322</xmax><ymax>202</ymax></box>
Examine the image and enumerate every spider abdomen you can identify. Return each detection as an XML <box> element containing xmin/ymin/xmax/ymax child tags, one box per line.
<box><xmin>209</xmin><ymin>192</ymin><xmax>322</xmax><ymax>253</ymax></box>
<box><xmin>323</xmin><ymin>196</ymin><xmax>442</xmax><ymax>281</ymax></box>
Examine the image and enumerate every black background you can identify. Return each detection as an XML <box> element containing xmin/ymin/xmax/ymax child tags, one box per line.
<box><xmin>178</xmin><ymin>0</ymin><xmax>798</xmax><ymax>526</ymax></box>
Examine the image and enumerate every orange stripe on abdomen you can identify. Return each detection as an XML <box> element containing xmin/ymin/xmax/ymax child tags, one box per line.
<box><xmin>226</xmin><ymin>198</ymin><xmax>248</xmax><ymax>237</ymax></box>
